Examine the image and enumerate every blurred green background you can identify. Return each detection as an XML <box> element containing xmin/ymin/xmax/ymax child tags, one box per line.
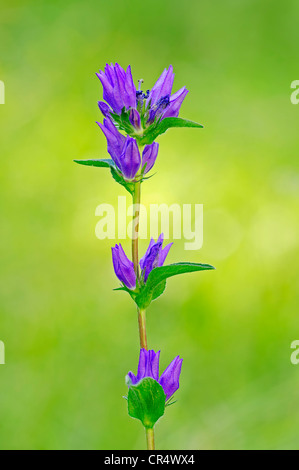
<box><xmin>1</xmin><ymin>0</ymin><xmax>299</xmax><ymax>450</ymax></box>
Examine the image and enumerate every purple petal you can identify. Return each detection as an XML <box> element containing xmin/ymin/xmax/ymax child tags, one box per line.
<box><xmin>135</xmin><ymin>349</ymin><xmax>160</xmax><ymax>382</ymax></box>
<box><xmin>98</xmin><ymin>101</ymin><xmax>111</xmax><ymax>117</ymax></box>
<box><xmin>125</xmin><ymin>65</ymin><xmax>137</xmax><ymax>109</ymax></box>
<box><xmin>97</xmin><ymin>63</ymin><xmax>137</xmax><ymax>114</ymax></box>
<box><xmin>147</xmin><ymin>65</ymin><xmax>174</xmax><ymax>106</ymax></box>
<box><xmin>97</xmin><ymin>118</ymin><xmax>126</xmax><ymax>168</ymax></box>
<box><xmin>142</xmin><ymin>240</ymin><xmax>163</xmax><ymax>282</ymax></box>
<box><xmin>119</xmin><ymin>136</ymin><xmax>141</xmax><ymax>180</ymax></box>
<box><xmin>136</xmin><ymin>348</ymin><xmax>147</xmax><ymax>381</ymax></box>
<box><xmin>139</xmin><ymin>238</ymin><xmax>156</xmax><ymax>270</ymax></box>
<box><xmin>111</xmin><ymin>244</ymin><xmax>136</xmax><ymax>290</ymax></box>
<box><xmin>162</xmin><ymin>87</ymin><xmax>189</xmax><ymax>119</ymax></box>
<box><xmin>126</xmin><ymin>371</ymin><xmax>138</xmax><ymax>385</ymax></box>
<box><xmin>159</xmin><ymin>356</ymin><xmax>183</xmax><ymax>400</ymax></box>
<box><xmin>142</xmin><ymin>142</ymin><xmax>159</xmax><ymax>174</ymax></box>
<box><xmin>158</xmin><ymin>242</ymin><xmax>173</xmax><ymax>267</ymax></box>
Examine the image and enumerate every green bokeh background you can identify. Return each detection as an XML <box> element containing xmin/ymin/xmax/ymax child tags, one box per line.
<box><xmin>1</xmin><ymin>0</ymin><xmax>299</xmax><ymax>450</ymax></box>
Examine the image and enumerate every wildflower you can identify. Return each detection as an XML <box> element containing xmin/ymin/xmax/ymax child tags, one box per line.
<box><xmin>140</xmin><ymin>234</ymin><xmax>172</xmax><ymax>282</ymax></box>
<box><xmin>111</xmin><ymin>244</ymin><xmax>136</xmax><ymax>290</ymax></box>
<box><xmin>127</xmin><ymin>349</ymin><xmax>183</xmax><ymax>401</ymax></box>
<box><xmin>98</xmin><ymin>118</ymin><xmax>159</xmax><ymax>180</ymax></box>
<box><xmin>97</xmin><ymin>63</ymin><xmax>188</xmax><ymax>132</ymax></box>
<box><xmin>96</xmin><ymin>63</ymin><xmax>136</xmax><ymax>114</ymax></box>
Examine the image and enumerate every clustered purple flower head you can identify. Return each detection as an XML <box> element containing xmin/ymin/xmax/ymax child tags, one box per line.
<box><xmin>97</xmin><ymin>118</ymin><xmax>159</xmax><ymax>180</ymax></box>
<box><xmin>126</xmin><ymin>349</ymin><xmax>183</xmax><ymax>401</ymax></box>
<box><xmin>96</xmin><ymin>63</ymin><xmax>188</xmax><ymax>130</ymax></box>
<box><xmin>112</xmin><ymin>234</ymin><xmax>172</xmax><ymax>289</ymax></box>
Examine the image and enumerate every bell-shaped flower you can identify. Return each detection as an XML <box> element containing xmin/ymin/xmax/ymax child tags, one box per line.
<box><xmin>98</xmin><ymin>118</ymin><xmax>159</xmax><ymax>179</ymax></box>
<box><xmin>96</xmin><ymin>63</ymin><xmax>136</xmax><ymax>115</ymax></box>
<box><xmin>139</xmin><ymin>234</ymin><xmax>172</xmax><ymax>282</ymax></box>
<box><xmin>141</xmin><ymin>142</ymin><xmax>159</xmax><ymax>174</ymax></box>
<box><xmin>111</xmin><ymin>244</ymin><xmax>136</xmax><ymax>290</ymax></box>
<box><xmin>97</xmin><ymin>64</ymin><xmax>188</xmax><ymax>131</ymax></box>
<box><xmin>146</xmin><ymin>65</ymin><xmax>189</xmax><ymax>123</ymax></box>
<box><xmin>127</xmin><ymin>349</ymin><xmax>183</xmax><ymax>401</ymax></box>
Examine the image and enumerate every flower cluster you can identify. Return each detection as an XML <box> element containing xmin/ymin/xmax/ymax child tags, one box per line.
<box><xmin>96</xmin><ymin>63</ymin><xmax>188</xmax><ymax>181</ymax></box>
<box><xmin>112</xmin><ymin>234</ymin><xmax>172</xmax><ymax>290</ymax></box>
<box><xmin>76</xmin><ymin>62</ymin><xmax>211</xmax><ymax>445</ymax></box>
<box><xmin>97</xmin><ymin>118</ymin><xmax>159</xmax><ymax>180</ymax></box>
<box><xmin>97</xmin><ymin>64</ymin><xmax>188</xmax><ymax>130</ymax></box>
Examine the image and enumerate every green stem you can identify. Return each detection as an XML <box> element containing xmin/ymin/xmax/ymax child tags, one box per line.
<box><xmin>146</xmin><ymin>427</ymin><xmax>155</xmax><ymax>450</ymax></box>
<box><xmin>132</xmin><ymin>161</ymin><xmax>155</xmax><ymax>449</ymax></box>
<box><xmin>138</xmin><ymin>308</ymin><xmax>147</xmax><ymax>350</ymax></box>
<box><xmin>132</xmin><ymin>179</ymin><xmax>141</xmax><ymax>282</ymax></box>
<box><xmin>132</xmin><ymin>179</ymin><xmax>148</xmax><ymax>350</ymax></box>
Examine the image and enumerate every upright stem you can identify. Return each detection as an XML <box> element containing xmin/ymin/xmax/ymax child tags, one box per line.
<box><xmin>132</xmin><ymin>177</ymin><xmax>148</xmax><ymax>350</ymax></box>
<box><xmin>146</xmin><ymin>428</ymin><xmax>155</xmax><ymax>450</ymax></box>
<box><xmin>132</xmin><ymin>179</ymin><xmax>141</xmax><ymax>281</ymax></box>
<box><xmin>138</xmin><ymin>308</ymin><xmax>147</xmax><ymax>350</ymax></box>
<box><xmin>132</xmin><ymin>167</ymin><xmax>155</xmax><ymax>450</ymax></box>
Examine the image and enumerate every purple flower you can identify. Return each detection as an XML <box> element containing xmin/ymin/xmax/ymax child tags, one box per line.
<box><xmin>96</xmin><ymin>63</ymin><xmax>136</xmax><ymax>115</ymax></box>
<box><xmin>111</xmin><ymin>244</ymin><xmax>136</xmax><ymax>290</ymax></box>
<box><xmin>97</xmin><ymin>118</ymin><xmax>126</xmax><ymax>170</ymax></box>
<box><xmin>97</xmin><ymin>118</ymin><xmax>140</xmax><ymax>180</ymax></box>
<box><xmin>127</xmin><ymin>349</ymin><xmax>183</xmax><ymax>401</ymax></box>
<box><xmin>119</xmin><ymin>136</ymin><xmax>141</xmax><ymax>180</ymax></box>
<box><xmin>146</xmin><ymin>65</ymin><xmax>189</xmax><ymax>123</ymax></box>
<box><xmin>97</xmin><ymin>63</ymin><xmax>188</xmax><ymax>130</ymax></box>
<box><xmin>98</xmin><ymin>119</ymin><xmax>159</xmax><ymax>179</ymax></box>
<box><xmin>140</xmin><ymin>234</ymin><xmax>172</xmax><ymax>282</ymax></box>
<box><xmin>142</xmin><ymin>142</ymin><xmax>159</xmax><ymax>174</ymax></box>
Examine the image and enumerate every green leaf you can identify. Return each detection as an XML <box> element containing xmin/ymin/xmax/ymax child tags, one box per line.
<box><xmin>127</xmin><ymin>377</ymin><xmax>166</xmax><ymax>428</ymax></box>
<box><xmin>73</xmin><ymin>158</ymin><xmax>134</xmax><ymax>194</ymax></box>
<box><xmin>138</xmin><ymin>117</ymin><xmax>204</xmax><ymax>145</ymax></box>
<box><xmin>135</xmin><ymin>262</ymin><xmax>215</xmax><ymax>309</ymax></box>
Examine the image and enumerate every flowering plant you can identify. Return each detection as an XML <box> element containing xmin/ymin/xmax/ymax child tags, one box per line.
<box><xmin>75</xmin><ymin>63</ymin><xmax>214</xmax><ymax>449</ymax></box>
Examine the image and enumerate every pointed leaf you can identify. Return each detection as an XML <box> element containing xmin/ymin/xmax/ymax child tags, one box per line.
<box><xmin>127</xmin><ymin>377</ymin><xmax>166</xmax><ymax>428</ymax></box>
<box><xmin>135</xmin><ymin>262</ymin><xmax>215</xmax><ymax>309</ymax></box>
<box><xmin>73</xmin><ymin>158</ymin><xmax>134</xmax><ymax>194</ymax></box>
<box><xmin>139</xmin><ymin>117</ymin><xmax>204</xmax><ymax>145</ymax></box>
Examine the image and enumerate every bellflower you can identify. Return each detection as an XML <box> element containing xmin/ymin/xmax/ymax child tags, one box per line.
<box><xmin>98</xmin><ymin>118</ymin><xmax>159</xmax><ymax>179</ymax></box>
<box><xmin>127</xmin><ymin>349</ymin><xmax>183</xmax><ymax>401</ymax></box>
<box><xmin>140</xmin><ymin>234</ymin><xmax>172</xmax><ymax>282</ymax></box>
<box><xmin>111</xmin><ymin>243</ymin><xmax>136</xmax><ymax>290</ymax></box>
<box><xmin>97</xmin><ymin>63</ymin><xmax>188</xmax><ymax>133</ymax></box>
<box><xmin>96</xmin><ymin>63</ymin><xmax>136</xmax><ymax>114</ymax></box>
<box><xmin>145</xmin><ymin>65</ymin><xmax>189</xmax><ymax>123</ymax></box>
